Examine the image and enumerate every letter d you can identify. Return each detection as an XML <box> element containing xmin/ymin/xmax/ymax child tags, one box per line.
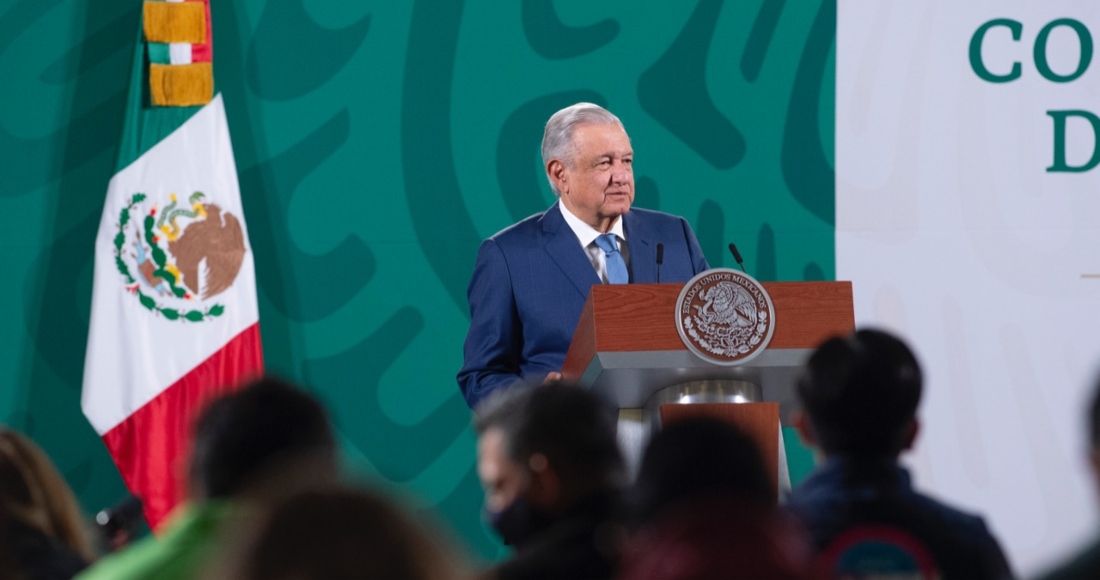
<box><xmin>1048</xmin><ymin>110</ymin><xmax>1100</xmax><ymax>172</ymax></box>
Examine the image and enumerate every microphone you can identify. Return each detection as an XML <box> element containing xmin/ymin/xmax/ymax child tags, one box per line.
<box><xmin>656</xmin><ymin>243</ymin><xmax>664</xmax><ymax>283</ymax></box>
<box><xmin>728</xmin><ymin>243</ymin><xmax>745</xmax><ymax>272</ymax></box>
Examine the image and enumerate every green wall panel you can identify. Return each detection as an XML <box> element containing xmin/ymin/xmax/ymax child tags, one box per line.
<box><xmin>0</xmin><ymin>0</ymin><xmax>833</xmax><ymax>560</ymax></box>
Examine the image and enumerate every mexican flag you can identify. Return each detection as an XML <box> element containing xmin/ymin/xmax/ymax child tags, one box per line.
<box><xmin>81</xmin><ymin>0</ymin><xmax>262</xmax><ymax>529</ymax></box>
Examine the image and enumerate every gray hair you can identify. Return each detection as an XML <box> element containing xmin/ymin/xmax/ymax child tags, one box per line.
<box><xmin>541</xmin><ymin>103</ymin><xmax>626</xmax><ymax>196</ymax></box>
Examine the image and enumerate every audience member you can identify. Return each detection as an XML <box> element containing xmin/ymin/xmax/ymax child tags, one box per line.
<box><xmin>619</xmin><ymin>417</ymin><xmax>809</xmax><ymax>580</ymax></box>
<box><xmin>787</xmin><ymin>328</ymin><xmax>1012</xmax><ymax>579</ymax></box>
<box><xmin>0</xmin><ymin>428</ymin><xmax>95</xmax><ymax>579</ymax></box>
<box><xmin>1036</xmin><ymin>369</ymin><xmax>1100</xmax><ymax>579</ymax></box>
<box><xmin>475</xmin><ymin>383</ymin><xmax>624</xmax><ymax>580</ymax></box>
<box><xmin>205</xmin><ymin>485</ymin><xmax>468</xmax><ymax>579</ymax></box>
<box><xmin>77</xmin><ymin>376</ymin><xmax>338</xmax><ymax>580</ymax></box>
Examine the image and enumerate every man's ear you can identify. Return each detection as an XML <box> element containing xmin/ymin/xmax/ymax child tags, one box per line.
<box><xmin>901</xmin><ymin>418</ymin><xmax>920</xmax><ymax>451</ymax></box>
<box><xmin>793</xmin><ymin>409</ymin><xmax>816</xmax><ymax>447</ymax></box>
<box><xmin>525</xmin><ymin>453</ymin><xmax>561</xmax><ymax>509</ymax></box>
<box><xmin>547</xmin><ymin>159</ymin><xmax>568</xmax><ymax>194</ymax></box>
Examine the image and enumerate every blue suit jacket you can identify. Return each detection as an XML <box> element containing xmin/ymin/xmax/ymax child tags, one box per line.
<box><xmin>458</xmin><ymin>204</ymin><xmax>709</xmax><ymax>409</ymax></box>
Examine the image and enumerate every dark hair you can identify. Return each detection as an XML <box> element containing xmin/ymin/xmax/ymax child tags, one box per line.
<box><xmin>796</xmin><ymin>329</ymin><xmax>922</xmax><ymax>456</ymax></box>
<box><xmin>219</xmin><ymin>486</ymin><xmax>464</xmax><ymax>580</ymax></box>
<box><xmin>474</xmin><ymin>383</ymin><xmax>623</xmax><ymax>493</ymax></box>
<box><xmin>190</xmin><ymin>376</ymin><xmax>335</xmax><ymax>499</ymax></box>
<box><xmin>1090</xmin><ymin>371</ymin><xmax>1100</xmax><ymax>450</ymax></box>
<box><xmin>632</xmin><ymin>417</ymin><xmax>772</xmax><ymax>523</ymax></box>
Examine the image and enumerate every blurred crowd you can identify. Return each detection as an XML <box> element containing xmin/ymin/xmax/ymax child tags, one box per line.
<box><xmin>4</xmin><ymin>328</ymin><xmax>1099</xmax><ymax>579</ymax></box>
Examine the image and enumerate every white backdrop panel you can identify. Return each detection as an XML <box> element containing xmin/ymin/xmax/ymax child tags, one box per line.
<box><xmin>837</xmin><ymin>1</ymin><xmax>1100</xmax><ymax>574</ymax></box>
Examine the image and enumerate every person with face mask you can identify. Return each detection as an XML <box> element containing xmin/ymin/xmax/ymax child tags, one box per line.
<box><xmin>474</xmin><ymin>383</ymin><xmax>625</xmax><ymax>580</ymax></box>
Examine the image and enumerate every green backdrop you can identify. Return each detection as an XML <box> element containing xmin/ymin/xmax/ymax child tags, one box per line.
<box><xmin>0</xmin><ymin>0</ymin><xmax>833</xmax><ymax>560</ymax></box>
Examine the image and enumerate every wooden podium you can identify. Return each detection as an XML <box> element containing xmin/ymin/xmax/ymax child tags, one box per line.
<box><xmin>562</xmin><ymin>281</ymin><xmax>855</xmax><ymax>423</ymax></box>
<box><xmin>561</xmin><ymin>281</ymin><xmax>855</xmax><ymax>494</ymax></box>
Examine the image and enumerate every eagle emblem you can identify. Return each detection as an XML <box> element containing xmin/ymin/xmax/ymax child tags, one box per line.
<box><xmin>675</xmin><ymin>269</ymin><xmax>775</xmax><ymax>365</ymax></box>
<box><xmin>112</xmin><ymin>191</ymin><xmax>245</xmax><ymax>322</ymax></box>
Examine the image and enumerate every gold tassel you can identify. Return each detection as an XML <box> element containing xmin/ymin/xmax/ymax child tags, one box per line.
<box><xmin>144</xmin><ymin>1</ymin><xmax>206</xmax><ymax>44</ymax></box>
<box><xmin>150</xmin><ymin>63</ymin><xmax>213</xmax><ymax>107</ymax></box>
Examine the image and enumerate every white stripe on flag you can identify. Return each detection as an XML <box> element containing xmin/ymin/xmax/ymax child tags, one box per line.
<box><xmin>82</xmin><ymin>95</ymin><xmax>259</xmax><ymax>435</ymax></box>
<box><xmin>169</xmin><ymin>43</ymin><xmax>192</xmax><ymax>65</ymax></box>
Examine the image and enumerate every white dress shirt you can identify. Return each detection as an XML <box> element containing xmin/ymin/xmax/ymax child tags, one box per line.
<box><xmin>558</xmin><ymin>200</ymin><xmax>630</xmax><ymax>284</ymax></box>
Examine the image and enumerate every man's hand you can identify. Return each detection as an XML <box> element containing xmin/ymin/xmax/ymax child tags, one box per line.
<box><xmin>542</xmin><ymin>372</ymin><xmax>562</xmax><ymax>384</ymax></box>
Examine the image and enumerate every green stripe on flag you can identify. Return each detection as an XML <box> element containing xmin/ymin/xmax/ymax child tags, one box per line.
<box><xmin>147</xmin><ymin>43</ymin><xmax>170</xmax><ymax>65</ymax></box>
<box><xmin>116</xmin><ymin>22</ymin><xmax>203</xmax><ymax>173</ymax></box>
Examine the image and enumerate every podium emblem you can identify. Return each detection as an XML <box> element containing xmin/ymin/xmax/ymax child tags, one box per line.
<box><xmin>675</xmin><ymin>269</ymin><xmax>776</xmax><ymax>365</ymax></box>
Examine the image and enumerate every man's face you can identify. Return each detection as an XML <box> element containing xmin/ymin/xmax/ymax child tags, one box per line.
<box><xmin>477</xmin><ymin>428</ymin><xmax>526</xmax><ymax>514</ymax></box>
<box><xmin>555</xmin><ymin>123</ymin><xmax>634</xmax><ymax>231</ymax></box>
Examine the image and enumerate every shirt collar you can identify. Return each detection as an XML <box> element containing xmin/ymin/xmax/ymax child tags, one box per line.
<box><xmin>558</xmin><ymin>200</ymin><xmax>626</xmax><ymax>248</ymax></box>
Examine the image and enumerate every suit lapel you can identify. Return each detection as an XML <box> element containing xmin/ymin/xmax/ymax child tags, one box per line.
<box><xmin>542</xmin><ymin>204</ymin><xmax>601</xmax><ymax>297</ymax></box>
<box><xmin>624</xmin><ymin>211</ymin><xmax>656</xmax><ymax>283</ymax></box>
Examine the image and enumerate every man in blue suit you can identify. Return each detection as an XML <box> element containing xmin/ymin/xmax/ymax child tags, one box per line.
<box><xmin>458</xmin><ymin>103</ymin><xmax>709</xmax><ymax>409</ymax></box>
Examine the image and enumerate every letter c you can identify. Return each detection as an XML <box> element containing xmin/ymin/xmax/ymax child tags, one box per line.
<box><xmin>970</xmin><ymin>19</ymin><xmax>1023</xmax><ymax>83</ymax></box>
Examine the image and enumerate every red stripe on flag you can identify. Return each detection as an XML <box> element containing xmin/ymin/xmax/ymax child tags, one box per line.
<box><xmin>190</xmin><ymin>0</ymin><xmax>212</xmax><ymax>63</ymax></box>
<box><xmin>101</xmin><ymin>323</ymin><xmax>262</xmax><ymax>530</ymax></box>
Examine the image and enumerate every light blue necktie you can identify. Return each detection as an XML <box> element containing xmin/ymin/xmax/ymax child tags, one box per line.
<box><xmin>594</xmin><ymin>233</ymin><xmax>628</xmax><ymax>284</ymax></box>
